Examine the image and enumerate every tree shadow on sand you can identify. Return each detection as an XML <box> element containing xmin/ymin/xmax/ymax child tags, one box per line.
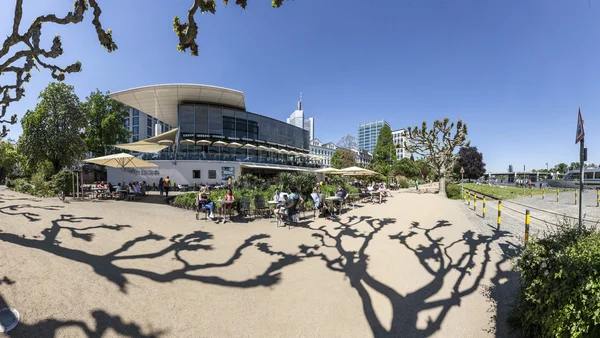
<box><xmin>256</xmin><ymin>216</ymin><xmax>513</xmax><ymax>337</ymax></box>
<box><xmin>1</xmin><ymin>203</ymin><xmax>517</xmax><ymax>336</ymax></box>
<box><xmin>0</xmin><ymin>204</ymin><xmax>63</xmax><ymax>222</ymax></box>
<box><xmin>0</xmin><ymin>294</ymin><xmax>162</xmax><ymax>338</ymax></box>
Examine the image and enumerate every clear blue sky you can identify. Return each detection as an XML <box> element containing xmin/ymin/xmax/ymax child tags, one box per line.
<box><xmin>3</xmin><ymin>0</ymin><xmax>600</xmax><ymax>172</ymax></box>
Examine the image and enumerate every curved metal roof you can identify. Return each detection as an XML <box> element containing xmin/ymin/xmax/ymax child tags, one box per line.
<box><xmin>109</xmin><ymin>84</ymin><xmax>246</xmax><ymax>128</ymax></box>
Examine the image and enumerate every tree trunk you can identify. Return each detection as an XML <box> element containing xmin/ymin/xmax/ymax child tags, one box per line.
<box><xmin>438</xmin><ymin>166</ymin><xmax>447</xmax><ymax>196</ymax></box>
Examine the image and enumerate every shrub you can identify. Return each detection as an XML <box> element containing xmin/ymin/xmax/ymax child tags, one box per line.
<box><xmin>398</xmin><ymin>178</ymin><xmax>410</xmax><ymax>189</ymax></box>
<box><xmin>235</xmin><ymin>174</ymin><xmax>267</xmax><ymax>191</ymax></box>
<box><xmin>510</xmin><ymin>224</ymin><xmax>600</xmax><ymax>337</ymax></box>
<box><xmin>173</xmin><ymin>192</ymin><xmax>197</xmax><ymax>209</ymax></box>
<box><xmin>446</xmin><ymin>183</ymin><xmax>461</xmax><ymax>199</ymax></box>
<box><xmin>5</xmin><ymin>178</ymin><xmax>14</xmax><ymax>188</ymax></box>
<box><xmin>53</xmin><ymin>170</ymin><xmax>75</xmax><ymax>196</ymax></box>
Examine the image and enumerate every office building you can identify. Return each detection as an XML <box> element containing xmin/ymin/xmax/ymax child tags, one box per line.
<box><xmin>391</xmin><ymin>129</ymin><xmax>408</xmax><ymax>160</ymax></box>
<box><xmin>358</xmin><ymin>119</ymin><xmax>390</xmax><ymax>154</ymax></box>
<box><xmin>286</xmin><ymin>94</ymin><xmax>315</xmax><ymax>141</ymax></box>
<box><xmin>107</xmin><ymin>84</ymin><xmax>315</xmax><ymax>185</ymax></box>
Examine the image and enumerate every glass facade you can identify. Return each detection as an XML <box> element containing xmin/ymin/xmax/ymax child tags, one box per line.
<box><xmin>173</xmin><ymin>103</ymin><xmax>311</xmax><ymax>165</ymax></box>
<box><xmin>358</xmin><ymin>120</ymin><xmax>390</xmax><ymax>154</ymax></box>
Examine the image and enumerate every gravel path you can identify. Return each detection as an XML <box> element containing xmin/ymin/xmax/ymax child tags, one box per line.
<box><xmin>1</xmin><ymin>186</ymin><xmax>517</xmax><ymax>337</ymax></box>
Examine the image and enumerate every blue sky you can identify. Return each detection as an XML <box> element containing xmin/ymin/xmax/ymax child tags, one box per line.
<box><xmin>3</xmin><ymin>0</ymin><xmax>600</xmax><ymax>172</ymax></box>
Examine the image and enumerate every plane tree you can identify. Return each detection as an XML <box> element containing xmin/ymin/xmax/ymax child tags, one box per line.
<box><xmin>0</xmin><ymin>0</ymin><xmax>288</xmax><ymax>137</ymax></box>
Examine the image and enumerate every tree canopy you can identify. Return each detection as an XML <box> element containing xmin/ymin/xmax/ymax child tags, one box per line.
<box><xmin>554</xmin><ymin>163</ymin><xmax>569</xmax><ymax>174</ymax></box>
<box><xmin>393</xmin><ymin>157</ymin><xmax>420</xmax><ymax>179</ymax></box>
<box><xmin>0</xmin><ymin>140</ymin><xmax>19</xmax><ymax>182</ymax></box>
<box><xmin>337</xmin><ymin>134</ymin><xmax>358</xmax><ymax>150</ymax></box>
<box><xmin>569</xmin><ymin>162</ymin><xmax>581</xmax><ymax>171</ymax></box>
<box><xmin>406</xmin><ymin>118</ymin><xmax>468</xmax><ymax>196</ymax></box>
<box><xmin>453</xmin><ymin>146</ymin><xmax>486</xmax><ymax>180</ymax></box>
<box><xmin>331</xmin><ymin>148</ymin><xmax>356</xmax><ymax>169</ymax></box>
<box><xmin>1</xmin><ymin>0</ymin><xmax>288</xmax><ymax>138</ymax></box>
<box><xmin>83</xmin><ymin>90</ymin><xmax>130</xmax><ymax>157</ymax></box>
<box><xmin>371</xmin><ymin>125</ymin><xmax>396</xmax><ymax>177</ymax></box>
<box><xmin>19</xmin><ymin>82</ymin><xmax>87</xmax><ymax>174</ymax></box>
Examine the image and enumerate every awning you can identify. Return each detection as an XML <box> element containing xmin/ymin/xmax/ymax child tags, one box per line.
<box><xmin>114</xmin><ymin>128</ymin><xmax>178</xmax><ymax>153</ymax></box>
<box><xmin>114</xmin><ymin>141</ymin><xmax>168</xmax><ymax>153</ymax></box>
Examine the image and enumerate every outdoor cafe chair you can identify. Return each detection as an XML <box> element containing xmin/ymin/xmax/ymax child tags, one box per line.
<box><xmin>238</xmin><ymin>196</ymin><xmax>251</xmax><ymax>217</ymax></box>
<box><xmin>253</xmin><ymin>195</ymin><xmax>270</xmax><ymax>218</ymax></box>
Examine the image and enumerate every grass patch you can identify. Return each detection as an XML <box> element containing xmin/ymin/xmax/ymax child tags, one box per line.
<box><xmin>462</xmin><ymin>183</ymin><xmax>562</xmax><ymax>200</ymax></box>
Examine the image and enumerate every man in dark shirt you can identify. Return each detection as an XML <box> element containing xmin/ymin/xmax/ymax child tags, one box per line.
<box><xmin>334</xmin><ymin>185</ymin><xmax>347</xmax><ymax>214</ymax></box>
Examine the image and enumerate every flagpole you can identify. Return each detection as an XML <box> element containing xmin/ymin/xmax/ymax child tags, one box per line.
<box><xmin>579</xmin><ymin>137</ymin><xmax>584</xmax><ymax>231</ymax></box>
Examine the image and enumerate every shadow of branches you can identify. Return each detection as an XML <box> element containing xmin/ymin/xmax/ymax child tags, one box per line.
<box><xmin>0</xmin><ymin>294</ymin><xmax>163</xmax><ymax>338</ymax></box>
<box><xmin>0</xmin><ymin>204</ymin><xmax>63</xmax><ymax>222</ymax></box>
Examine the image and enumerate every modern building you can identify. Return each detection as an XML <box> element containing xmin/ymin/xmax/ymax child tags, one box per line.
<box><xmin>107</xmin><ymin>84</ymin><xmax>317</xmax><ymax>186</ymax></box>
<box><xmin>286</xmin><ymin>94</ymin><xmax>315</xmax><ymax>141</ymax></box>
<box><xmin>391</xmin><ymin>129</ymin><xmax>408</xmax><ymax>160</ymax></box>
<box><xmin>358</xmin><ymin>119</ymin><xmax>390</xmax><ymax>154</ymax></box>
<box><xmin>309</xmin><ymin>139</ymin><xmax>337</xmax><ymax>167</ymax></box>
<box><xmin>123</xmin><ymin>107</ymin><xmax>173</xmax><ymax>143</ymax></box>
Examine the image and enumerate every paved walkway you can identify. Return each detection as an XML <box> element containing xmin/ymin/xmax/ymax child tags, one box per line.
<box><xmin>0</xmin><ymin>186</ymin><xmax>517</xmax><ymax>337</ymax></box>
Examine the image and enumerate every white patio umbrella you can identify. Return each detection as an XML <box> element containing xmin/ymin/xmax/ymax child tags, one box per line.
<box><xmin>212</xmin><ymin>140</ymin><xmax>227</xmax><ymax>147</ymax></box>
<box><xmin>339</xmin><ymin>166</ymin><xmax>376</xmax><ymax>176</ymax></box>
<box><xmin>196</xmin><ymin>140</ymin><xmax>212</xmax><ymax>146</ymax></box>
<box><xmin>227</xmin><ymin>142</ymin><xmax>243</xmax><ymax>148</ymax></box>
<box><xmin>157</xmin><ymin>140</ymin><xmax>174</xmax><ymax>146</ymax></box>
<box><xmin>241</xmin><ymin>143</ymin><xmax>256</xmax><ymax>149</ymax></box>
<box><xmin>85</xmin><ymin>153</ymin><xmax>158</xmax><ymax>185</ymax></box>
<box><xmin>315</xmin><ymin>167</ymin><xmax>341</xmax><ymax>174</ymax></box>
<box><xmin>180</xmin><ymin>139</ymin><xmax>195</xmax><ymax>159</ymax></box>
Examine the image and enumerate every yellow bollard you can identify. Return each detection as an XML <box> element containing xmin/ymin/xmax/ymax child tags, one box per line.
<box><xmin>557</xmin><ymin>189</ymin><xmax>559</xmax><ymax>202</ymax></box>
<box><xmin>497</xmin><ymin>201</ymin><xmax>502</xmax><ymax>227</ymax></box>
<box><xmin>468</xmin><ymin>192</ymin><xmax>471</xmax><ymax>206</ymax></box>
<box><xmin>525</xmin><ymin>209</ymin><xmax>530</xmax><ymax>247</ymax></box>
<box><xmin>542</xmin><ymin>188</ymin><xmax>545</xmax><ymax>200</ymax></box>
<box><xmin>575</xmin><ymin>189</ymin><xmax>578</xmax><ymax>205</ymax></box>
<box><xmin>483</xmin><ymin>198</ymin><xmax>486</xmax><ymax>218</ymax></box>
<box><xmin>474</xmin><ymin>194</ymin><xmax>477</xmax><ymax>211</ymax></box>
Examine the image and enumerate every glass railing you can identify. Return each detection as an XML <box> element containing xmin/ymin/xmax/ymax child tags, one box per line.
<box><xmin>136</xmin><ymin>152</ymin><xmax>321</xmax><ymax>168</ymax></box>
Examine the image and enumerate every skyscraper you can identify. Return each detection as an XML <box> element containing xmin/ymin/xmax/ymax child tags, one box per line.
<box><xmin>286</xmin><ymin>93</ymin><xmax>315</xmax><ymax>140</ymax></box>
<box><xmin>358</xmin><ymin>120</ymin><xmax>390</xmax><ymax>154</ymax></box>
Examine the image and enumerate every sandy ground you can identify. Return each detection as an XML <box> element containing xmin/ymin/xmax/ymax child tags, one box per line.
<box><xmin>0</xmin><ymin>186</ymin><xmax>518</xmax><ymax>337</ymax></box>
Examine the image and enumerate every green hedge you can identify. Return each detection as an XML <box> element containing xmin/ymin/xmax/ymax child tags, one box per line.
<box><xmin>446</xmin><ymin>183</ymin><xmax>461</xmax><ymax>199</ymax></box>
<box><xmin>510</xmin><ymin>226</ymin><xmax>600</xmax><ymax>337</ymax></box>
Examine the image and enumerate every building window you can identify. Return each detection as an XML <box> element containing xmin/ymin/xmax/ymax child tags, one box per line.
<box><xmin>133</xmin><ymin>109</ymin><xmax>139</xmax><ymax>117</ymax></box>
<box><xmin>193</xmin><ymin>170</ymin><xmax>201</xmax><ymax>179</ymax></box>
<box><xmin>133</xmin><ymin>116</ymin><xmax>139</xmax><ymax>126</ymax></box>
<box><xmin>132</xmin><ymin>126</ymin><xmax>139</xmax><ymax>135</ymax></box>
<box><xmin>208</xmin><ymin>170</ymin><xmax>217</xmax><ymax>179</ymax></box>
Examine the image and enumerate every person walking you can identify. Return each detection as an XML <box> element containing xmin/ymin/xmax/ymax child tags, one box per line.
<box><xmin>163</xmin><ymin>176</ymin><xmax>171</xmax><ymax>197</ymax></box>
<box><xmin>158</xmin><ymin>177</ymin><xmax>164</xmax><ymax>196</ymax></box>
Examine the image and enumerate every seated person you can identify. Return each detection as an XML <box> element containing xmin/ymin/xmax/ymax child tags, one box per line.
<box><xmin>195</xmin><ymin>186</ymin><xmax>215</xmax><ymax>219</ymax></box>
<box><xmin>134</xmin><ymin>183</ymin><xmax>142</xmax><ymax>196</ymax></box>
<box><xmin>278</xmin><ymin>185</ymin><xmax>301</xmax><ymax>223</ymax></box>
<box><xmin>221</xmin><ymin>189</ymin><xmax>235</xmax><ymax>222</ymax></box>
<box><xmin>310</xmin><ymin>187</ymin><xmax>321</xmax><ymax>211</ymax></box>
<box><xmin>95</xmin><ymin>181</ymin><xmax>106</xmax><ymax>198</ymax></box>
<box><xmin>334</xmin><ymin>185</ymin><xmax>347</xmax><ymax>213</ymax></box>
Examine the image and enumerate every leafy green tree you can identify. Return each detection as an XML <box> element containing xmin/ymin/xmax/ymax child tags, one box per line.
<box><xmin>554</xmin><ymin>163</ymin><xmax>569</xmax><ymax>174</ymax></box>
<box><xmin>336</xmin><ymin>134</ymin><xmax>358</xmax><ymax>150</ymax></box>
<box><xmin>371</xmin><ymin>125</ymin><xmax>396</xmax><ymax>177</ymax></box>
<box><xmin>0</xmin><ymin>140</ymin><xmax>19</xmax><ymax>182</ymax></box>
<box><xmin>83</xmin><ymin>90</ymin><xmax>131</xmax><ymax>157</ymax></box>
<box><xmin>406</xmin><ymin>119</ymin><xmax>469</xmax><ymax>196</ymax></box>
<box><xmin>19</xmin><ymin>83</ymin><xmax>87</xmax><ymax>174</ymax></box>
<box><xmin>569</xmin><ymin>162</ymin><xmax>581</xmax><ymax>171</ymax></box>
<box><xmin>331</xmin><ymin>148</ymin><xmax>356</xmax><ymax>169</ymax></box>
<box><xmin>1</xmin><ymin>0</ymin><xmax>289</xmax><ymax>138</ymax></box>
<box><xmin>417</xmin><ymin>158</ymin><xmax>431</xmax><ymax>181</ymax></box>
<box><xmin>453</xmin><ymin>146</ymin><xmax>486</xmax><ymax>180</ymax></box>
<box><xmin>393</xmin><ymin>157</ymin><xmax>419</xmax><ymax>178</ymax></box>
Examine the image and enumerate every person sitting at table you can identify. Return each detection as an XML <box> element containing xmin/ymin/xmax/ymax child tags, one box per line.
<box><xmin>334</xmin><ymin>185</ymin><xmax>347</xmax><ymax>214</ymax></box>
<box><xmin>278</xmin><ymin>186</ymin><xmax>300</xmax><ymax>223</ymax></box>
<box><xmin>221</xmin><ymin>189</ymin><xmax>235</xmax><ymax>223</ymax></box>
<box><xmin>310</xmin><ymin>187</ymin><xmax>324</xmax><ymax>217</ymax></box>
<box><xmin>95</xmin><ymin>181</ymin><xmax>106</xmax><ymax>198</ymax></box>
<box><xmin>134</xmin><ymin>182</ymin><xmax>142</xmax><ymax>196</ymax></box>
<box><xmin>195</xmin><ymin>186</ymin><xmax>215</xmax><ymax>219</ymax></box>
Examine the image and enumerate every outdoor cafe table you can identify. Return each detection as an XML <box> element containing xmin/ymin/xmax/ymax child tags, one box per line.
<box><xmin>325</xmin><ymin>196</ymin><xmax>342</xmax><ymax>215</ymax></box>
<box><xmin>91</xmin><ymin>187</ymin><xmax>108</xmax><ymax>199</ymax></box>
<box><xmin>216</xmin><ymin>200</ymin><xmax>235</xmax><ymax>223</ymax></box>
